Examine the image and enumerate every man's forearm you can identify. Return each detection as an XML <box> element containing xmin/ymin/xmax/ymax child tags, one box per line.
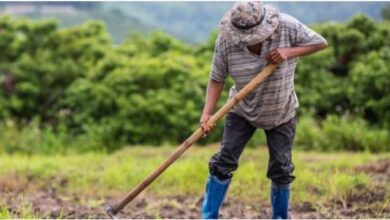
<box><xmin>288</xmin><ymin>43</ymin><xmax>327</xmax><ymax>58</ymax></box>
<box><xmin>267</xmin><ymin>42</ymin><xmax>327</xmax><ymax>64</ymax></box>
<box><xmin>202</xmin><ymin>79</ymin><xmax>225</xmax><ymax>115</ymax></box>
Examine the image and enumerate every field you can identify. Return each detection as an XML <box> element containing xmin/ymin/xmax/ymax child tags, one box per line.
<box><xmin>1</xmin><ymin>145</ymin><xmax>389</xmax><ymax>219</ymax></box>
<box><xmin>1</xmin><ymin>3</ymin><xmax>390</xmax><ymax>219</ymax></box>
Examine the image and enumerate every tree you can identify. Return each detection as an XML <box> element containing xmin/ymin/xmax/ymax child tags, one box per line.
<box><xmin>348</xmin><ymin>49</ymin><xmax>390</xmax><ymax>128</ymax></box>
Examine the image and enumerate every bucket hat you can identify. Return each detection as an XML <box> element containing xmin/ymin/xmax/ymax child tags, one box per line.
<box><xmin>219</xmin><ymin>1</ymin><xmax>280</xmax><ymax>46</ymax></box>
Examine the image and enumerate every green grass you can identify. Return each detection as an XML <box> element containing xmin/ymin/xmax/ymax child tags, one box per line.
<box><xmin>0</xmin><ymin>196</ymin><xmax>39</xmax><ymax>219</ymax></box>
<box><xmin>0</xmin><ymin>145</ymin><xmax>387</xmax><ymax>206</ymax></box>
<box><xmin>0</xmin><ymin>205</ymin><xmax>11</xmax><ymax>219</ymax></box>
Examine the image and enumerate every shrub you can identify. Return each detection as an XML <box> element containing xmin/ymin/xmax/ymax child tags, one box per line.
<box><xmin>1</xmin><ymin>15</ymin><xmax>390</xmax><ymax>153</ymax></box>
<box><xmin>295</xmin><ymin>115</ymin><xmax>390</xmax><ymax>152</ymax></box>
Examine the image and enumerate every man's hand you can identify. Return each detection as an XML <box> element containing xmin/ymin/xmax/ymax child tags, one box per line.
<box><xmin>266</xmin><ymin>43</ymin><xmax>328</xmax><ymax>64</ymax></box>
<box><xmin>266</xmin><ymin>48</ymin><xmax>290</xmax><ymax>64</ymax></box>
<box><xmin>200</xmin><ymin>113</ymin><xmax>216</xmax><ymax>136</ymax></box>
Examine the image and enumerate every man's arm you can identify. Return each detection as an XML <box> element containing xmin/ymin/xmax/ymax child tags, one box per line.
<box><xmin>267</xmin><ymin>15</ymin><xmax>328</xmax><ymax>64</ymax></box>
<box><xmin>200</xmin><ymin>35</ymin><xmax>228</xmax><ymax>134</ymax></box>
<box><xmin>266</xmin><ymin>43</ymin><xmax>327</xmax><ymax>64</ymax></box>
<box><xmin>200</xmin><ymin>79</ymin><xmax>224</xmax><ymax>133</ymax></box>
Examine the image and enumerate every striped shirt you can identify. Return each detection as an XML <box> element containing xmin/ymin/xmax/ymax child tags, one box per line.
<box><xmin>210</xmin><ymin>13</ymin><xmax>327</xmax><ymax>129</ymax></box>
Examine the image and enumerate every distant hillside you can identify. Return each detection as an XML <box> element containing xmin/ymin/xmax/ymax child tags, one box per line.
<box><xmin>0</xmin><ymin>2</ymin><xmax>154</xmax><ymax>43</ymax></box>
<box><xmin>31</xmin><ymin>8</ymin><xmax>154</xmax><ymax>43</ymax></box>
<box><xmin>103</xmin><ymin>2</ymin><xmax>234</xmax><ymax>43</ymax></box>
<box><xmin>104</xmin><ymin>1</ymin><xmax>387</xmax><ymax>43</ymax></box>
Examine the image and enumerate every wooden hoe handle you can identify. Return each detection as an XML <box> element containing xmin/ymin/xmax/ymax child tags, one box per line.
<box><xmin>106</xmin><ymin>64</ymin><xmax>278</xmax><ymax>218</ymax></box>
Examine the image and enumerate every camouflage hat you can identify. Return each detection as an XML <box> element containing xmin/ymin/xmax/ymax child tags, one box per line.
<box><xmin>219</xmin><ymin>1</ymin><xmax>280</xmax><ymax>46</ymax></box>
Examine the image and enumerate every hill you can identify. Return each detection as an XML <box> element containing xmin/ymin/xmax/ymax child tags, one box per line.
<box><xmin>104</xmin><ymin>1</ymin><xmax>387</xmax><ymax>43</ymax></box>
<box><xmin>0</xmin><ymin>2</ymin><xmax>154</xmax><ymax>43</ymax></box>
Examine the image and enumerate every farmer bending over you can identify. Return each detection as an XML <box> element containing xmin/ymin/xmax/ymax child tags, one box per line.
<box><xmin>200</xmin><ymin>1</ymin><xmax>327</xmax><ymax>219</ymax></box>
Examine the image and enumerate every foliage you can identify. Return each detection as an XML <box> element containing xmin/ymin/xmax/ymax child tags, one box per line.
<box><xmin>0</xmin><ymin>15</ymin><xmax>389</xmax><ymax>153</ymax></box>
<box><xmin>348</xmin><ymin>49</ymin><xmax>390</xmax><ymax>127</ymax></box>
<box><xmin>295</xmin><ymin>15</ymin><xmax>390</xmax><ymax>128</ymax></box>
<box><xmin>295</xmin><ymin>115</ymin><xmax>390</xmax><ymax>152</ymax></box>
<box><xmin>65</xmin><ymin>54</ymin><xmax>205</xmax><ymax>145</ymax></box>
<box><xmin>0</xmin><ymin>119</ymin><xmax>109</xmax><ymax>155</ymax></box>
<box><xmin>0</xmin><ymin>17</ymin><xmax>110</xmax><ymax>123</ymax></box>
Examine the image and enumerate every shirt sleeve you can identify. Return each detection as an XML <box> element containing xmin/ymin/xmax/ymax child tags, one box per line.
<box><xmin>209</xmin><ymin>35</ymin><xmax>229</xmax><ymax>83</ymax></box>
<box><xmin>292</xmin><ymin>18</ymin><xmax>327</xmax><ymax>46</ymax></box>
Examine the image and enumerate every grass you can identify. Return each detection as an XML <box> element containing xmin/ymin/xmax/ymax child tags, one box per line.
<box><xmin>1</xmin><ymin>145</ymin><xmax>389</xmax><ymax>218</ymax></box>
<box><xmin>0</xmin><ymin>195</ymin><xmax>39</xmax><ymax>219</ymax></box>
<box><xmin>0</xmin><ymin>146</ymin><xmax>388</xmax><ymax>203</ymax></box>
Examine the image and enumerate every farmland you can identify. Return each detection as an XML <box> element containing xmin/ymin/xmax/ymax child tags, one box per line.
<box><xmin>1</xmin><ymin>146</ymin><xmax>389</xmax><ymax>218</ymax></box>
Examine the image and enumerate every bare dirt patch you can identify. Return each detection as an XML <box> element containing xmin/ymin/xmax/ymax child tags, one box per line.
<box><xmin>356</xmin><ymin>158</ymin><xmax>390</xmax><ymax>182</ymax></box>
<box><xmin>2</xmin><ymin>187</ymin><xmax>388</xmax><ymax>218</ymax></box>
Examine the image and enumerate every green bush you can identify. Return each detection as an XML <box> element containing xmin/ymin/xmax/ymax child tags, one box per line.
<box><xmin>295</xmin><ymin>115</ymin><xmax>390</xmax><ymax>152</ymax></box>
<box><xmin>0</xmin><ymin>118</ymin><xmax>67</xmax><ymax>154</ymax></box>
<box><xmin>348</xmin><ymin>48</ymin><xmax>390</xmax><ymax>128</ymax></box>
<box><xmin>0</xmin><ymin>119</ymin><xmax>113</xmax><ymax>154</ymax></box>
<box><xmin>0</xmin><ymin>15</ymin><xmax>389</xmax><ymax>153</ymax></box>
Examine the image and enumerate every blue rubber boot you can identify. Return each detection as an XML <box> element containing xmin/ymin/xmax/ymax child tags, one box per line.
<box><xmin>201</xmin><ymin>175</ymin><xmax>231</xmax><ymax>219</ymax></box>
<box><xmin>271</xmin><ymin>184</ymin><xmax>290</xmax><ymax>219</ymax></box>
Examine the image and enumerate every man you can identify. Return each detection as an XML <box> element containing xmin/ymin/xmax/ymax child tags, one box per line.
<box><xmin>200</xmin><ymin>1</ymin><xmax>327</xmax><ymax>219</ymax></box>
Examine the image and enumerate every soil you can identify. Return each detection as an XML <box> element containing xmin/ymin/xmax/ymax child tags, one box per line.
<box><xmin>356</xmin><ymin>158</ymin><xmax>390</xmax><ymax>182</ymax></box>
<box><xmin>1</xmin><ymin>159</ymin><xmax>389</xmax><ymax>219</ymax></box>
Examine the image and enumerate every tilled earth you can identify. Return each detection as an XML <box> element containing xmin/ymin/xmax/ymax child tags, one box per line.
<box><xmin>1</xmin><ymin>159</ymin><xmax>390</xmax><ymax>219</ymax></box>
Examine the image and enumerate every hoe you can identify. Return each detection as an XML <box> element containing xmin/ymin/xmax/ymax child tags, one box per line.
<box><xmin>106</xmin><ymin>63</ymin><xmax>278</xmax><ymax>219</ymax></box>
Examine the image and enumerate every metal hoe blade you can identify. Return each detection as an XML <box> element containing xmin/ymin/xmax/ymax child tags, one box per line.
<box><xmin>106</xmin><ymin>206</ymin><xmax>118</xmax><ymax>219</ymax></box>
